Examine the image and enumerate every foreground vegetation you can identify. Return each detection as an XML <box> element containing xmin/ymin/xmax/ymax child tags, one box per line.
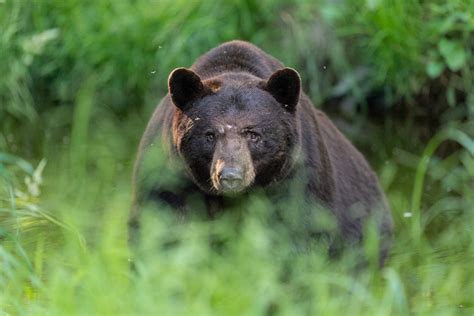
<box><xmin>1</xmin><ymin>120</ymin><xmax>472</xmax><ymax>314</ymax></box>
<box><xmin>1</xmin><ymin>0</ymin><xmax>473</xmax><ymax>314</ymax></box>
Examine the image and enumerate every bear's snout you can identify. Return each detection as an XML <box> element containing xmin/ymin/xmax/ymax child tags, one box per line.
<box><xmin>219</xmin><ymin>167</ymin><xmax>244</xmax><ymax>192</ymax></box>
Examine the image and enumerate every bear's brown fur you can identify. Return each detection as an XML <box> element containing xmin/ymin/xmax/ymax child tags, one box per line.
<box><xmin>130</xmin><ymin>40</ymin><xmax>393</xmax><ymax>264</ymax></box>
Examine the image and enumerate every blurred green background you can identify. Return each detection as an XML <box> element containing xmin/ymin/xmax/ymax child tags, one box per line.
<box><xmin>1</xmin><ymin>0</ymin><xmax>473</xmax><ymax>314</ymax></box>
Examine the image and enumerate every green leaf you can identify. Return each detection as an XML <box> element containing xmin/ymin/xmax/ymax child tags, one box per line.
<box><xmin>438</xmin><ymin>39</ymin><xmax>467</xmax><ymax>71</ymax></box>
<box><xmin>426</xmin><ymin>60</ymin><xmax>445</xmax><ymax>78</ymax></box>
<box><xmin>0</xmin><ymin>153</ymin><xmax>34</xmax><ymax>175</ymax></box>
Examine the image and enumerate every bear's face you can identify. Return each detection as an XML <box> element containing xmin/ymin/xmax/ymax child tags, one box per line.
<box><xmin>169</xmin><ymin>68</ymin><xmax>301</xmax><ymax>195</ymax></box>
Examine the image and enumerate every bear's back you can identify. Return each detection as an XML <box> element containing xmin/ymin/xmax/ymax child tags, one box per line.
<box><xmin>191</xmin><ymin>40</ymin><xmax>284</xmax><ymax>79</ymax></box>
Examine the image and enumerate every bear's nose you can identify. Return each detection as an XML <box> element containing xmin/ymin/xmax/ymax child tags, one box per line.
<box><xmin>219</xmin><ymin>167</ymin><xmax>244</xmax><ymax>191</ymax></box>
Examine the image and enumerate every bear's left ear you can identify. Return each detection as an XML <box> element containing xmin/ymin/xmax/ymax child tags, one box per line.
<box><xmin>168</xmin><ymin>68</ymin><xmax>207</xmax><ymax>111</ymax></box>
<box><xmin>265</xmin><ymin>68</ymin><xmax>301</xmax><ymax>112</ymax></box>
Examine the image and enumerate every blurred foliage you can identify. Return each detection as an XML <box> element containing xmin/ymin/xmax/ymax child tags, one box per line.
<box><xmin>0</xmin><ymin>0</ymin><xmax>473</xmax><ymax>314</ymax></box>
<box><xmin>325</xmin><ymin>0</ymin><xmax>473</xmax><ymax>105</ymax></box>
<box><xmin>0</xmin><ymin>120</ymin><xmax>472</xmax><ymax>314</ymax></box>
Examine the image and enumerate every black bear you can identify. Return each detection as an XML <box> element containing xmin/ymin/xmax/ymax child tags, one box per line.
<box><xmin>130</xmin><ymin>40</ymin><xmax>393</xmax><ymax>264</ymax></box>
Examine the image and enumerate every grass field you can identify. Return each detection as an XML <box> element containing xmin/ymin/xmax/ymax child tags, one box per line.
<box><xmin>1</xmin><ymin>111</ymin><xmax>472</xmax><ymax>315</ymax></box>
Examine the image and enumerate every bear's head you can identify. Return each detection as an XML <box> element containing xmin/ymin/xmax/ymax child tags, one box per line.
<box><xmin>169</xmin><ymin>67</ymin><xmax>301</xmax><ymax>195</ymax></box>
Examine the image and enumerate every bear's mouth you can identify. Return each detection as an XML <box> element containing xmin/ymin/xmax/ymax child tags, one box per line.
<box><xmin>217</xmin><ymin>182</ymin><xmax>246</xmax><ymax>195</ymax></box>
<box><xmin>218</xmin><ymin>186</ymin><xmax>246</xmax><ymax>196</ymax></box>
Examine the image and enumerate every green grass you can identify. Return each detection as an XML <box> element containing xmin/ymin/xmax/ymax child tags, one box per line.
<box><xmin>1</xmin><ymin>104</ymin><xmax>473</xmax><ymax>314</ymax></box>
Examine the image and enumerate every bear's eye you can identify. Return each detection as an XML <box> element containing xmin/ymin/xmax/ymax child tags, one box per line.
<box><xmin>245</xmin><ymin>131</ymin><xmax>261</xmax><ymax>143</ymax></box>
<box><xmin>205</xmin><ymin>132</ymin><xmax>216</xmax><ymax>143</ymax></box>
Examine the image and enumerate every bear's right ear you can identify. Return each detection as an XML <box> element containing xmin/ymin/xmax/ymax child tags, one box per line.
<box><xmin>265</xmin><ymin>68</ymin><xmax>301</xmax><ymax>112</ymax></box>
<box><xmin>168</xmin><ymin>68</ymin><xmax>206</xmax><ymax>111</ymax></box>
